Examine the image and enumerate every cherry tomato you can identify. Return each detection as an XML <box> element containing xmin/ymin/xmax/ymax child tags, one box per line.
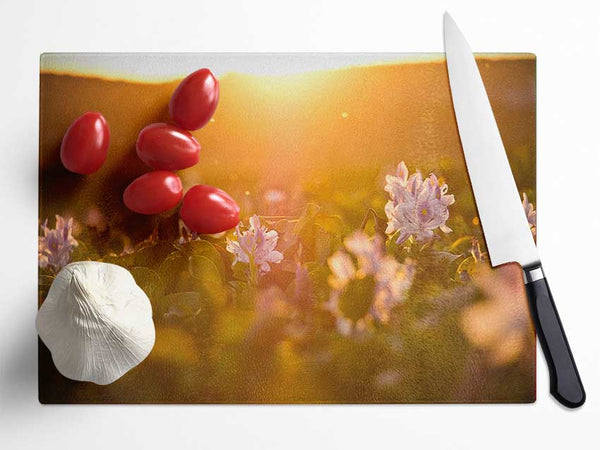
<box><xmin>169</xmin><ymin>68</ymin><xmax>219</xmax><ymax>131</ymax></box>
<box><xmin>60</xmin><ymin>112</ymin><xmax>110</xmax><ymax>174</ymax></box>
<box><xmin>180</xmin><ymin>185</ymin><xmax>240</xmax><ymax>234</ymax></box>
<box><xmin>123</xmin><ymin>171</ymin><xmax>183</xmax><ymax>215</ymax></box>
<box><xmin>136</xmin><ymin>123</ymin><xmax>200</xmax><ymax>170</ymax></box>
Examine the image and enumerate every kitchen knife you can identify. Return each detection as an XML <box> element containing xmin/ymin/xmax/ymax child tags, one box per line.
<box><xmin>443</xmin><ymin>12</ymin><xmax>585</xmax><ymax>408</ymax></box>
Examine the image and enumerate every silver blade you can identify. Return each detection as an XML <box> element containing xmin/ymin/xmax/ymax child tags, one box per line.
<box><xmin>444</xmin><ymin>13</ymin><xmax>539</xmax><ymax>268</ymax></box>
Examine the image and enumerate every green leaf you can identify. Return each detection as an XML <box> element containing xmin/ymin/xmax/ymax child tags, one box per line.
<box><xmin>305</xmin><ymin>262</ymin><xmax>330</xmax><ymax>304</ymax></box>
<box><xmin>130</xmin><ymin>266</ymin><xmax>165</xmax><ymax>302</ymax></box>
<box><xmin>158</xmin><ymin>292</ymin><xmax>216</xmax><ymax>338</ymax></box>
<box><xmin>294</xmin><ymin>203</ymin><xmax>320</xmax><ymax>235</ymax></box>
<box><xmin>189</xmin><ymin>255</ymin><xmax>226</xmax><ymax>305</ymax></box>
<box><xmin>314</xmin><ymin>214</ymin><xmax>345</xmax><ymax>236</ymax></box>
<box><xmin>189</xmin><ymin>255</ymin><xmax>222</xmax><ymax>283</ymax></box>
<box><xmin>157</xmin><ymin>251</ymin><xmax>191</xmax><ymax>294</ymax></box>
<box><xmin>291</xmin><ymin>264</ymin><xmax>312</xmax><ymax>309</ymax></box>
<box><xmin>181</xmin><ymin>240</ymin><xmax>226</xmax><ymax>278</ymax></box>
<box><xmin>273</xmin><ymin>219</ymin><xmax>298</xmax><ymax>253</ymax></box>
<box><xmin>231</xmin><ymin>261</ymin><xmax>250</xmax><ymax>281</ymax></box>
<box><xmin>160</xmin><ymin>292</ymin><xmax>204</xmax><ymax>319</ymax></box>
<box><xmin>304</xmin><ymin>262</ymin><xmax>329</xmax><ymax>303</ymax></box>
<box><xmin>386</xmin><ymin>233</ymin><xmax>411</xmax><ymax>260</ymax></box>
<box><xmin>228</xmin><ymin>280</ymin><xmax>255</xmax><ymax>309</ymax></box>
<box><xmin>359</xmin><ymin>208</ymin><xmax>388</xmax><ymax>237</ymax></box>
<box><xmin>133</xmin><ymin>242</ymin><xmax>176</xmax><ymax>269</ymax></box>
<box><xmin>158</xmin><ymin>251</ymin><xmax>186</xmax><ymax>278</ymax></box>
<box><xmin>338</xmin><ymin>275</ymin><xmax>376</xmax><ymax>322</ymax></box>
<box><xmin>314</xmin><ymin>228</ymin><xmax>342</xmax><ymax>264</ymax></box>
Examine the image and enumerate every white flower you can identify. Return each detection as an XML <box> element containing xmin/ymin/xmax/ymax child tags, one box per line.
<box><xmin>226</xmin><ymin>215</ymin><xmax>283</xmax><ymax>275</ymax></box>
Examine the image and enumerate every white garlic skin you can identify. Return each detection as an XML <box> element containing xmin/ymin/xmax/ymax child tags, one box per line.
<box><xmin>36</xmin><ymin>261</ymin><xmax>155</xmax><ymax>385</ymax></box>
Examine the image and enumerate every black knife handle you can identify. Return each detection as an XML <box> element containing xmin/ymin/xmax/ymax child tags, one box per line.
<box><xmin>524</xmin><ymin>265</ymin><xmax>585</xmax><ymax>408</ymax></box>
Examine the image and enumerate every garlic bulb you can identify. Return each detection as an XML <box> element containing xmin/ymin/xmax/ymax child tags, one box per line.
<box><xmin>36</xmin><ymin>261</ymin><xmax>155</xmax><ymax>385</ymax></box>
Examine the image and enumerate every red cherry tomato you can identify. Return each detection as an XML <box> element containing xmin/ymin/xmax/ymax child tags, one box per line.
<box><xmin>136</xmin><ymin>123</ymin><xmax>201</xmax><ymax>170</ymax></box>
<box><xmin>169</xmin><ymin>68</ymin><xmax>219</xmax><ymax>131</ymax></box>
<box><xmin>123</xmin><ymin>171</ymin><xmax>183</xmax><ymax>215</ymax></box>
<box><xmin>60</xmin><ymin>112</ymin><xmax>110</xmax><ymax>174</ymax></box>
<box><xmin>180</xmin><ymin>185</ymin><xmax>240</xmax><ymax>234</ymax></box>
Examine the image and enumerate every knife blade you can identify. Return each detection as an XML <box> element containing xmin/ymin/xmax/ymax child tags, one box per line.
<box><xmin>444</xmin><ymin>12</ymin><xmax>585</xmax><ymax>408</ymax></box>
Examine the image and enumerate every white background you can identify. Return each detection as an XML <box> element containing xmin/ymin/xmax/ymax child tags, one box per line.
<box><xmin>0</xmin><ymin>0</ymin><xmax>599</xmax><ymax>448</ymax></box>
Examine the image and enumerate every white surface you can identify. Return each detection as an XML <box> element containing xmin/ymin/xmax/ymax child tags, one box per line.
<box><xmin>0</xmin><ymin>0</ymin><xmax>598</xmax><ymax>449</ymax></box>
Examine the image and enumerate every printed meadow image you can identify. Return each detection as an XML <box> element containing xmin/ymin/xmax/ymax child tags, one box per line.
<box><xmin>39</xmin><ymin>54</ymin><xmax>536</xmax><ymax>403</ymax></box>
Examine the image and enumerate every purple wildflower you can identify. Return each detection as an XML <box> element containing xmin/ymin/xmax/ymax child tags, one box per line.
<box><xmin>325</xmin><ymin>232</ymin><xmax>415</xmax><ymax>334</ymax></box>
<box><xmin>226</xmin><ymin>215</ymin><xmax>283</xmax><ymax>277</ymax></box>
<box><xmin>522</xmin><ymin>193</ymin><xmax>536</xmax><ymax>238</ymax></box>
<box><xmin>38</xmin><ymin>215</ymin><xmax>78</xmax><ymax>272</ymax></box>
<box><xmin>384</xmin><ymin>161</ymin><xmax>455</xmax><ymax>245</ymax></box>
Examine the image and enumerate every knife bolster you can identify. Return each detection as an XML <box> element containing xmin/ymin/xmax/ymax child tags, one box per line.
<box><xmin>523</xmin><ymin>264</ymin><xmax>545</xmax><ymax>284</ymax></box>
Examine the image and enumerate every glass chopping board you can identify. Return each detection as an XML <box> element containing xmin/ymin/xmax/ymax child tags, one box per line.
<box><xmin>38</xmin><ymin>53</ymin><xmax>536</xmax><ymax>403</ymax></box>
